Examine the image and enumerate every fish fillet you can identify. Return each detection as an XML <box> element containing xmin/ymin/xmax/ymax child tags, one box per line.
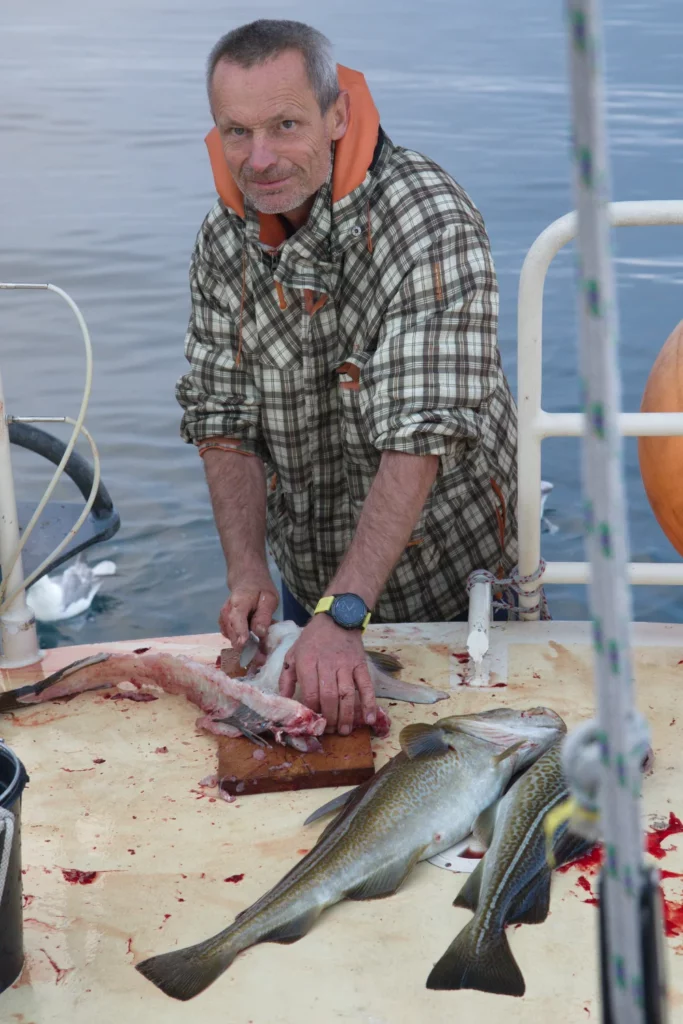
<box><xmin>4</xmin><ymin>649</ymin><xmax>391</xmax><ymax>745</ymax></box>
<box><xmin>9</xmin><ymin>652</ymin><xmax>326</xmax><ymax>746</ymax></box>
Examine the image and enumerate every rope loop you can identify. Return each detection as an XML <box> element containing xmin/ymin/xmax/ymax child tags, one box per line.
<box><xmin>466</xmin><ymin>560</ymin><xmax>551</xmax><ymax>620</ymax></box>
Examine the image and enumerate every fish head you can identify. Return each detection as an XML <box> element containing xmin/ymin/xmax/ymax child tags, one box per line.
<box><xmin>438</xmin><ymin>706</ymin><xmax>566</xmax><ymax>770</ymax></box>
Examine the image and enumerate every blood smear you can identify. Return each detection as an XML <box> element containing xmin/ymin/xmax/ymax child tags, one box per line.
<box><xmin>646</xmin><ymin>813</ymin><xmax>683</xmax><ymax>860</ymax></box>
<box><xmin>61</xmin><ymin>869</ymin><xmax>98</xmax><ymax>885</ymax></box>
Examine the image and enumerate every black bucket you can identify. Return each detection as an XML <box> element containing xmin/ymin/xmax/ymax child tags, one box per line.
<box><xmin>0</xmin><ymin>741</ymin><xmax>29</xmax><ymax>993</ymax></box>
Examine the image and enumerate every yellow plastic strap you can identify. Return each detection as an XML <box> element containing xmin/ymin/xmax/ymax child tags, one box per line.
<box><xmin>543</xmin><ymin>796</ymin><xmax>599</xmax><ymax>869</ymax></box>
<box><xmin>544</xmin><ymin>797</ymin><xmax>577</xmax><ymax>868</ymax></box>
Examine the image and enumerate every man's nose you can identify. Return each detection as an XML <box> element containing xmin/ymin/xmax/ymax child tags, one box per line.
<box><xmin>247</xmin><ymin>135</ymin><xmax>278</xmax><ymax>174</ymax></box>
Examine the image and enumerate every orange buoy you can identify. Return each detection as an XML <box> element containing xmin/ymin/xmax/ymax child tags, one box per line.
<box><xmin>638</xmin><ymin>319</ymin><xmax>683</xmax><ymax>556</ymax></box>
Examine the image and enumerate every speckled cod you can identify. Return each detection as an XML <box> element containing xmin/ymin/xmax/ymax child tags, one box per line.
<box><xmin>135</xmin><ymin>706</ymin><xmax>565</xmax><ymax>1001</ymax></box>
<box><xmin>426</xmin><ymin>737</ymin><xmax>592</xmax><ymax>997</ymax></box>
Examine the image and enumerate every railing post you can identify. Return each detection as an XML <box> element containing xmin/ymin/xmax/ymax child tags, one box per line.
<box><xmin>0</xmin><ymin>367</ymin><xmax>41</xmax><ymax>669</ymax></box>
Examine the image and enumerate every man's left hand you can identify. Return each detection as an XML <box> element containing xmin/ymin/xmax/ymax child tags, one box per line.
<box><xmin>278</xmin><ymin>614</ymin><xmax>377</xmax><ymax>735</ymax></box>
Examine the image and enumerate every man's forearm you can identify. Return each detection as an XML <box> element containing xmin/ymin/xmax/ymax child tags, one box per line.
<box><xmin>201</xmin><ymin>443</ymin><xmax>268</xmax><ymax>580</ymax></box>
<box><xmin>325</xmin><ymin>451</ymin><xmax>439</xmax><ymax>607</ymax></box>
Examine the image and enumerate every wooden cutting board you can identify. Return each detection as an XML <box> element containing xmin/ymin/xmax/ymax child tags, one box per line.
<box><xmin>217</xmin><ymin>647</ymin><xmax>375</xmax><ymax>796</ymax></box>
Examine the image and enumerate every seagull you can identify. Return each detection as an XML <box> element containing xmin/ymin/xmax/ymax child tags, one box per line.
<box><xmin>540</xmin><ymin>480</ymin><xmax>558</xmax><ymax>534</ymax></box>
<box><xmin>540</xmin><ymin>479</ymin><xmax>553</xmax><ymax>517</ymax></box>
<box><xmin>26</xmin><ymin>554</ymin><xmax>116</xmax><ymax>623</ymax></box>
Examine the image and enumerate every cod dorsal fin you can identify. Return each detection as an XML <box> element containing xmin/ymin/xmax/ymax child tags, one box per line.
<box><xmin>399</xmin><ymin>723</ymin><xmax>452</xmax><ymax>759</ymax></box>
<box><xmin>303</xmin><ymin>789</ymin><xmax>355</xmax><ymax>827</ymax></box>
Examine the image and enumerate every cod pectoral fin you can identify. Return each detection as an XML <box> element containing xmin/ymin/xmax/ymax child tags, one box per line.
<box><xmin>399</xmin><ymin>723</ymin><xmax>451</xmax><ymax>759</ymax></box>
<box><xmin>493</xmin><ymin>740</ymin><xmax>524</xmax><ymax>765</ymax></box>
<box><xmin>472</xmin><ymin>801</ymin><xmax>500</xmax><ymax>850</ymax></box>
<box><xmin>453</xmin><ymin>858</ymin><xmax>485</xmax><ymax>912</ymax></box>
<box><xmin>347</xmin><ymin>847</ymin><xmax>426</xmax><ymax>901</ymax></box>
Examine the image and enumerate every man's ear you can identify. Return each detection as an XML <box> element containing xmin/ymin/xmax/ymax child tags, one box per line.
<box><xmin>330</xmin><ymin>90</ymin><xmax>350</xmax><ymax>142</ymax></box>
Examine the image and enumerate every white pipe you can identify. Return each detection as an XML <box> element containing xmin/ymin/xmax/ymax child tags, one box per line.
<box><xmin>0</xmin><ymin>284</ymin><xmax>94</xmax><ymax>603</ymax></box>
<box><xmin>517</xmin><ymin>199</ymin><xmax>683</xmax><ymax>620</ymax></box>
<box><xmin>535</xmin><ymin>411</ymin><xmax>683</xmax><ymax>438</ymax></box>
<box><xmin>0</xmin><ymin>282</ymin><xmax>95</xmax><ymax>667</ymax></box>
<box><xmin>466</xmin><ymin>575</ymin><xmax>491</xmax><ymax>685</ymax></box>
<box><xmin>0</xmin><ymin>418</ymin><xmax>101</xmax><ymax>615</ymax></box>
<box><xmin>542</xmin><ymin>560</ymin><xmax>683</xmax><ymax>586</ymax></box>
<box><xmin>0</xmin><ymin>368</ymin><xmax>40</xmax><ymax>668</ymax></box>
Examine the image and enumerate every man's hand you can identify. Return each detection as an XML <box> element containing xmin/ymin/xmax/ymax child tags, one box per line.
<box><xmin>219</xmin><ymin>563</ymin><xmax>279</xmax><ymax>654</ymax></box>
<box><xmin>278</xmin><ymin>614</ymin><xmax>377</xmax><ymax>735</ymax></box>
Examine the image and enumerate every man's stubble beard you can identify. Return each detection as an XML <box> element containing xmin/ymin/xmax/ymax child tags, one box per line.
<box><xmin>241</xmin><ymin>144</ymin><xmax>332</xmax><ymax>216</ymax></box>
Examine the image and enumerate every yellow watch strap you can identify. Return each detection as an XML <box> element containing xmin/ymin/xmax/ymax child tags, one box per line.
<box><xmin>313</xmin><ymin>597</ymin><xmax>372</xmax><ymax>632</ymax></box>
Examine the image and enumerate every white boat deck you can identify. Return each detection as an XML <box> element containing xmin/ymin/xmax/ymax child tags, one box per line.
<box><xmin>2</xmin><ymin>620</ymin><xmax>683</xmax><ymax>1023</ymax></box>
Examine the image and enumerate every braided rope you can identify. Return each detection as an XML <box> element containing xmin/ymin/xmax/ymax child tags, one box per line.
<box><xmin>466</xmin><ymin>560</ymin><xmax>551</xmax><ymax>620</ymax></box>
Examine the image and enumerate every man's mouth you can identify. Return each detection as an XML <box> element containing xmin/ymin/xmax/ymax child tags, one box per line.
<box><xmin>249</xmin><ymin>177</ymin><xmax>290</xmax><ymax>190</ymax></box>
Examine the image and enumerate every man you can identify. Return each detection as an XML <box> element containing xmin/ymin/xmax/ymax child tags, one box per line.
<box><xmin>177</xmin><ymin>20</ymin><xmax>518</xmax><ymax>735</ymax></box>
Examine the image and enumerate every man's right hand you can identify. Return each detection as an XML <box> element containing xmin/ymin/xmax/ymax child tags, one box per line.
<box><xmin>219</xmin><ymin>564</ymin><xmax>280</xmax><ymax>653</ymax></box>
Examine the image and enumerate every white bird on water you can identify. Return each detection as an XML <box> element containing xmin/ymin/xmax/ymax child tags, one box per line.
<box><xmin>26</xmin><ymin>555</ymin><xmax>116</xmax><ymax>623</ymax></box>
<box><xmin>540</xmin><ymin>480</ymin><xmax>558</xmax><ymax>534</ymax></box>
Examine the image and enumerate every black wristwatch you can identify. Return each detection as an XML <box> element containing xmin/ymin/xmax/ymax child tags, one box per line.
<box><xmin>314</xmin><ymin>593</ymin><xmax>371</xmax><ymax>632</ymax></box>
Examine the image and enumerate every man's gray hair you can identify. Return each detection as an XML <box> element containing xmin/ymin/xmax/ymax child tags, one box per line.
<box><xmin>207</xmin><ymin>20</ymin><xmax>340</xmax><ymax>113</ymax></box>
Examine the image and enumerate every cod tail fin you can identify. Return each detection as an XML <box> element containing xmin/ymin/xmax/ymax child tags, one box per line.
<box><xmin>135</xmin><ymin>933</ymin><xmax>239</xmax><ymax>1002</ymax></box>
<box><xmin>136</xmin><ymin>904</ymin><xmax>321</xmax><ymax>1001</ymax></box>
<box><xmin>426</xmin><ymin>919</ymin><xmax>525</xmax><ymax>997</ymax></box>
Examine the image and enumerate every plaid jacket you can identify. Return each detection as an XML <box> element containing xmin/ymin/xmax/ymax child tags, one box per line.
<box><xmin>177</xmin><ymin>128</ymin><xmax>518</xmax><ymax>622</ymax></box>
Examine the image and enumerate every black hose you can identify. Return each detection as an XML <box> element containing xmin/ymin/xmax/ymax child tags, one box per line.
<box><xmin>8</xmin><ymin>420</ymin><xmax>114</xmax><ymax>520</ymax></box>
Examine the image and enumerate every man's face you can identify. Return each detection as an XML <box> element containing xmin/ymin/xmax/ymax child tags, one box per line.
<box><xmin>211</xmin><ymin>50</ymin><xmax>349</xmax><ymax>220</ymax></box>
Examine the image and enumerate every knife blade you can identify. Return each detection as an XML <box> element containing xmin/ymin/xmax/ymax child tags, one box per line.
<box><xmin>239</xmin><ymin>630</ymin><xmax>260</xmax><ymax>670</ymax></box>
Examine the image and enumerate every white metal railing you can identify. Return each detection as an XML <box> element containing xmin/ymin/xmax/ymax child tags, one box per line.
<box><xmin>516</xmin><ymin>199</ymin><xmax>683</xmax><ymax>619</ymax></box>
<box><xmin>0</xmin><ymin>283</ymin><xmax>97</xmax><ymax>668</ymax></box>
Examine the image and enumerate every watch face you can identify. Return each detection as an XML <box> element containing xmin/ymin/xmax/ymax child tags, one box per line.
<box><xmin>332</xmin><ymin>593</ymin><xmax>367</xmax><ymax>629</ymax></box>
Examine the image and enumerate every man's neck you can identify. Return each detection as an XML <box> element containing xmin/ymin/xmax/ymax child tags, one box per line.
<box><xmin>279</xmin><ymin>193</ymin><xmax>316</xmax><ymax>233</ymax></box>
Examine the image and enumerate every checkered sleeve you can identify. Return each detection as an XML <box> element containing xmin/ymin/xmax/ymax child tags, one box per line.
<box><xmin>363</xmin><ymin>220</ymin><xmax>500</xmax><ymax>461</ymax></box>
<box><xmin>176</xmin><ymin>236</ymin><xmax>266</xmax><ymax>456</ymax></box>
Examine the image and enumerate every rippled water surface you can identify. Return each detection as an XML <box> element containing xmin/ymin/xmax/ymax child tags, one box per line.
<box><xmin>1</xmin><ymin>0</ymin><xmax>682</xmax><ymax>647</ymax></box>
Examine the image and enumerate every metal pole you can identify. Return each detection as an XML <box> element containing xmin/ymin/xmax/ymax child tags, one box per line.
<box><xmin>565</xmin><ymin>1</ymin><xmax>651</xmax><ymax>1019</ymax></box>
<box><xmin>0</xmin><ymin>367</ymin><xmax>40</xmax><ymax>669</ymax></box>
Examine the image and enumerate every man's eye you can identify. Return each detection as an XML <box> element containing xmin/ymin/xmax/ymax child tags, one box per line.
<box><xmin>281</xmin><ymin>120</ymin><xmax>296</xmax><ymax>130</ymax></box>
<box><xmin>229</xmin><ymin>127</ymin><xmax>247</xmax><ymax>137</ymax></box>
